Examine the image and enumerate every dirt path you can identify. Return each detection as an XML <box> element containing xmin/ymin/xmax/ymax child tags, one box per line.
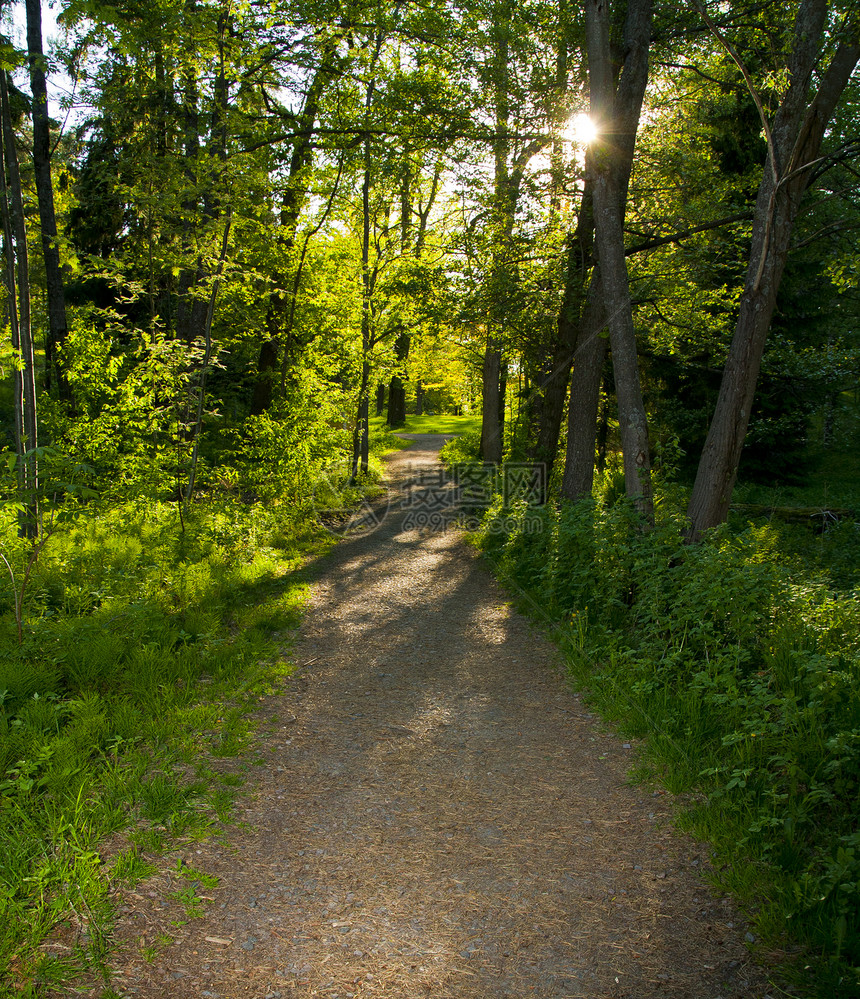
<box><xmin>112</xmin><ymin>436</ymin><xmax>771</xmax><ymax>998</ymax></box>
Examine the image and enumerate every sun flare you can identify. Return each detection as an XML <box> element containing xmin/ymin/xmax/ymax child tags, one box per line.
<box><xmin>565</xmin><ymin>112</ymin><xmax>598</xmax><ymax>146</ymax></box>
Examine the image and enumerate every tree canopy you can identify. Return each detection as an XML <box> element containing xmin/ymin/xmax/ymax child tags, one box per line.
<box><xmin>0</xmin><ymin>0</ymin><xmax>856</xmax><ymax>526</ymax></box>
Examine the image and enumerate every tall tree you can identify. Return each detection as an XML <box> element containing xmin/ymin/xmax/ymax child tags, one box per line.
<box><xmin>249</xmin><ymin>34</ymin><xmax>339</xmax><ymax>415</ymax></box>
<box><xmin>530</xmin><ymin>176</ymin><xmax>594</xmax><ymax>482</ymax></box>
<box><xmin>479</xmin><ymin>0</ymin><xmax>513</xmax><ymax>464</ymax></box>
<box><xmin>527</xmin><ymin>0</ymin><xmax>585</xmax><ymax>478</ymax></box>
<box><xmin>0</xmin><ymin>68</ymin><xmax>38</xmax><ymax>534</ymax></box>
<box><xmin>477</xmin><ymin>0</ymin><xmax>551</xmax><ymax>463</ymax></box>
<box><xmin>25</xmin><ymin>0</ymin><xmax>69</xmax><ymax>398</ymax></box>
<box><xmin>687</xmin><ymin>1</ymin><xmax>860</xmax><ymax>537</ymax></box>
<box><xmin>560</xmin><ymin>0</ymin><xmax>653</xmax><ymax>507</ymax></box>
<box><xmin>580</xmin><ymin>0</ymin><xmax>653</xmax><ymax>519</ymax></box>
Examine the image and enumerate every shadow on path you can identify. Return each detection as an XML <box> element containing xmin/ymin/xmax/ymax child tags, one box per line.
<box><xmin>111</xmin><ymin>436</ymin><xmax>771</xmax><ymax>999</ymax></box>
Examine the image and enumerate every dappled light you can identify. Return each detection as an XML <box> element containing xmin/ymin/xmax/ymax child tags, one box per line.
<box><xmin>1</xmin><ymin>0</ymin><xmax>858</xmax><ymax>994</ymax></box>
<box><xmin>114</xmin><ymin>442</ymin><xmax>762</xmax><ymax>998</ymax></box>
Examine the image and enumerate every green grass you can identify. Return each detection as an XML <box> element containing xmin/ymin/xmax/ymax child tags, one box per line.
<box><xmin>368</xmin><ymin>422</ymin><xmax>414</xmax><ymax>455</ymax></box>
<box><xmin>439</xmin><ymin>429</ymin><xmax>482</xmax><ymax>465</ymax></box>
<box><xmin>0</xmin><ymin>498</ymin><xmax>331</xmax><ymax>996</ymax></box>
<box><xmin>369</xmin><ymin>413</ymin><xmax>482</xmax><ymax>436</ymax></box>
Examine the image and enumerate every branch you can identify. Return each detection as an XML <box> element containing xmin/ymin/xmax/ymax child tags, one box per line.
<box><xmin>655</xmin><ymin>60</ymin><xmax>728</xmax><ymax>87</ymax></box>
<box><xmin>512</xmin><ymin>135</ymin><xmax>553</xmax><ymax>177</ymax></box>
<box><xmin>809</xmin><ymin>140</ymin><xmax>860</xmax><ymax>184</ymax></box>
<box><xmin>793</xmin><ymin>218</ymin><xmax>860</xmax><ymax>250</ymax></box>
<box><xmin>237</xmin><ymin>124</ymin><xmax>552</xmax><ymax>156</ymax></box>
<box><xmin>625</xmin><ymin>211</ymin><xmax>754</xmax><ymax>255</ymax></box>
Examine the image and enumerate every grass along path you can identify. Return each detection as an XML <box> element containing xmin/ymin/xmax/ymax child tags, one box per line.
<box><xmin>105</xmin><ymin>436</ymin><xmax>770</xmax><ymax>998</ymax></box>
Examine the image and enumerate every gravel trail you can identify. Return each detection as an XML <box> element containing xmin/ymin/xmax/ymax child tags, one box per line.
<box><xmin>111</xmin><ymin>435</ymin><xmax>770</xmax><ymax>999</ymax></box>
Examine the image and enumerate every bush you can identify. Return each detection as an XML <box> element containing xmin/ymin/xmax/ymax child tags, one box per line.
<box><xmin>439</xmin><ymin>428</ymin><xmax>481</xmax><ymax>465</ymax></box>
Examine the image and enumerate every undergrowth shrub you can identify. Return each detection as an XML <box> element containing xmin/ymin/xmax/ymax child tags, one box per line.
<box><xmin>439</xmin><ymin>429</ymin><xmax>481</xmax><ymax>465</ymax></box>
<box><xmin>230</xmin><ymin>408</ymin><xmax>349</xmax><ymax>505</ymax></box>
<box><xmin>476</xmin><ymin>490</ymin><xmax>860</xmax><ymax>996</ymax></box>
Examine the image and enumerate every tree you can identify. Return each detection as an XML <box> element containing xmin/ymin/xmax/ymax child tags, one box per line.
<box><xmin>385</xmin><ymin>150</ymin><xmax>443</xmax><ymax>427</ymax></box>
<box><xmin>465</xmin><ymin>0</ymin><xmax>555</xmax><ymax>462</ymax></box>
<box><xmin>0</xmin><ymin>61</ymin><xmax>38</xmax><ymax>534</ymax></box>
<box><xmin>687</xmin><ymin>1</ymin><xmax>860</xmax><ymax>537</ymax></box>
<box><xmin>249</xmin><ymin>32</ymin><xmax>340</xmax><ymax>415</ymax></box>
<box><xmin>25</xmin><ymin>0</ymin><xmax>70</xmax><ymax>399</ymax></box>
<box><xmin>560</xmin><ymin>0</ymin><xmax>653</xmax><ymax>508</ymax></box>
<box><xmin>583</xmin><ymin>0</ymin><xmax>653</xmax><ymax>520</ymax></box>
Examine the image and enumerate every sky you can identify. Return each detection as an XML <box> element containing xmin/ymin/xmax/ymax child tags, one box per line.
<box><xmin>6</xmin><ymin>0</ymin><xmax>81</xmax><ymax>128</ymax></box>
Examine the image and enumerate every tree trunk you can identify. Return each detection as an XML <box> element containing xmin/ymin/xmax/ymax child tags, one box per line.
<box><xmin>400</xmin><ymin>153</ymin><xmax>412</xmax><ymax>252</ymax></box>
<box><xmin>154</xmin><ymin>42</ymin><xmax>168</xmax><ymax>158</ymax></box>
<box><xmin>249</xmin><ymin>305</ymin><xmax>279</xmax><ymax>415</ymax></box>
<box><xmin>480</xmin><ymin>0</ymin><xmax>513</xmax><ymax>465</ymax></box>
<box><xmin>184</xmin><ymin>211</ymin><xmax>232</xmax><ymax>509</ymax></box>
<box><xmin>529</xmin><ymin>285</ymin><xmax>579</xmax><ymax>476</ymax></box>
<box><xmin>480</xmin><ymin>344</ymin><xmax>503</xmax><ymax>463</ymax></box>
<box><xmin>527</xmin><ymin>0</ymin><xmax>579</xmax><ymax>477</ymax></box>
<box><xmin>351</xmin><ymin>361</ymin><xmax>371</xmax><ymax>480</ymax></box>
<box><xmin>561</xmin><ymin>278</ymin><xmax>608</xmax><ymax>499</ymax></box>
<box><xmin>387</xmin><ymin>375</ymin><xmax>406</xmax><ymax>426</ymax></box>
<box><xmin>559</xmin><ymin>0</ymin><xmax>651</xmax><ymax>504</ymax></box>
<box><xmin>25</xmin><ymin>0</ymin><xmax>69</xmax><ymax>400</ymax></box>
<box><xmin>174</xmin><ymin>0</ymin><xmax>227</xmax><ymax>354</ymax></box>
<box><xmin>1</xmin><ymin>71</ymin><xmax>38</xmax><ymax>535</ymax></box>
<box><xmin>350</xmin><ymin>32</ymin><xmax>386</xmax><ymax>482</ymax></box>
<box><xmin>178</xmin><ymin>10</ymin><xmax>230</xmax><ymax>488</ymax></box>
<box><xmin>596</xmin><ymin>377</ymin><xmax>611</xmax><ymax>472</ymax></box>
<box><xmin>352</xmin><ymin>116</ymin><xmax>376</xmax><ymax>481</ymax></box>
<box><xmin>591</xmin><ymin>173</ymin><xmax>652</xmax><ymax>516</ymax></box>
<box><xmin>414</xmin><ymin>163</ymin><xmax>442</xmax><ymax>258</ymax></box>
<box><xmin>581</xmin><ymin>0</ymin><xmax>653</xmax><ymax>521</ymax></box>
<box><xmin>687</xmin><ymin>3</ymin><xmax>860</xmax><ymax>538</ymax></box>
<box><xmin>531</xmin><ymin>183</ymin><xmax>595</xmax><ymax>477</ymax></box>
<box><xmin>498</xmin><ymin>357</ymin><xmax>508</xmax><ymax>440</ymax></box>
<box><xmin>251</xmin><ymin>43</ymin><xmax>336</xmax><ymax>412</ymax></box>
<box><xmin>387</xmin><ymin>331</ymin><xmax>410</xmax><ymax>426</ymax></box>
<box><xmin>0</xmin><ymin>94</ymin><xmax>25</xmax><ymax>510</ymax></box>
<box><xmin>173</xmin><ymin>64</ymin><xmax>202</xmax><ymax>345</ymax></box>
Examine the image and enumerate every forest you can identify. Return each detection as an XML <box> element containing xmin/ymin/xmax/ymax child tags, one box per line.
<box><xmin>0</xmin><ymin>0</ymin><xmax>859</xmax><ymax>995</ymax></box>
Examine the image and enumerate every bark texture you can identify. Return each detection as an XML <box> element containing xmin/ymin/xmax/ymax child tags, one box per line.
<box><xmin>531</xmin><ymin>185</ymin><xmax>594</xmax><ymax>481</ymax></box>
<box><xmin>480</xmin><ymin>346</ymin><xmax>504</xmax><ymax>464</ymax></box>
<box><xmin>561</xmin><ymin>277</ymin><xmax>607</xmax><ymax>499</ymax></box>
